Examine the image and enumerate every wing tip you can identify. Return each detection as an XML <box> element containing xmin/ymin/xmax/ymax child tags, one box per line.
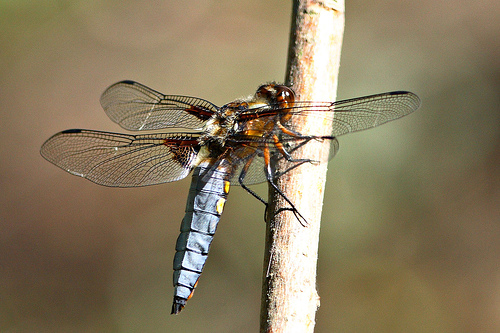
<box><xmin>118</xmin><ymin>80</ymin><xmax>136</xmax><ymax>85</ymax></box>
<box><xmin>102</xmin><ymin>80</ymin><xmax>138</xmax><ymax>95</ymax></box>
<box><xmin>388</xmin><ymin>91</ymin><xmax>421</xmax><ymax>109</ymax></box>
<box><xmin>61</xmin><ymin>129</ymin><xmax>83</xmax><ymax>134</ymax></box>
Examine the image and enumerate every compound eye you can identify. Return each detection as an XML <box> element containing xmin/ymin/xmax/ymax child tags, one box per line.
<box><xmin>275</xmin><ymin>85</ymin><xmax>295</xmax><ymax>108</ymax></box>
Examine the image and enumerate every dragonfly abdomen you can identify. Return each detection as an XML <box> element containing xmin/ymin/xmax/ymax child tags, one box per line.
<box><xmin>171</xmin><ymin>161</ymin><xmax>231</xmax><ymax>314</ymax></box>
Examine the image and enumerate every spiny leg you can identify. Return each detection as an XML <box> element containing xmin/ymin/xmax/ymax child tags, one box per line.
<box><xmin>263</xmin><ymin>144</ymin><xmax>309</xmax><ymax>227</ymax></box>
<box><xmin>238</xmin><ymin>152</ymin><xmax>270</xmax><ymax>222</ymax></box>
<box><xmin>276</xmin><ymin>121</ymin><xmax>332</xmax><ymax>166</ymax></box>
<box><xmin>237</xmin><ymin>150</ymin><xmax>304</xmax><ymax>224</ymax></box>
<box><xmin>272</xmin><ymin>133</ymin><xmax>313</xmax><ymax>164</ymax></box>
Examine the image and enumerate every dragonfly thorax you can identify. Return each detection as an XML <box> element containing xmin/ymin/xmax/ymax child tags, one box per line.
<box><xmin>201</xmin><ymin>102</ymin><xmax>248</xmax><ymax>145</ymax></box>
<box><xmin>200</xmin><ymin>84</ymin><xmax>296</xmax><ymax>146</ymax></box>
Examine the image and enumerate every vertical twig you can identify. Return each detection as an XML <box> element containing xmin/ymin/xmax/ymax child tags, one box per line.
<box><xmin>260</xmin><ymin>1</ymin><xmax>345</xmax><ymax>332</ymax></box>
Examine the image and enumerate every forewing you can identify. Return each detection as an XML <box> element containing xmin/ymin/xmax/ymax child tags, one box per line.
<box><xmin>243</xmin><ymin>91</ymin><xmax>420</xmax><ymax>137</ymax></box>
<box><xmin>41</xmin><ymin>129</ymin><xmax>201</xmax><ymax>187</ymax></box>
<box><xmin>100</xmin><ymin>80</ymin><xmax>218</xmax><ymax>131</ymax></box>
<box><xmin>327</xmin><ymin>91</ymin><xmax>421</xmax><ymax>136</ymax></box>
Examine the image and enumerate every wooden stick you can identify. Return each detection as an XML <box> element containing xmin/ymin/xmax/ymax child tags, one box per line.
<box><xmin>260</xmin><ymin>1</ymin><xmax>345</xmax><ymax>332</ymax></box>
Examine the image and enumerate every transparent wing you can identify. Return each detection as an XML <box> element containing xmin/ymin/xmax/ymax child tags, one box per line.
<box><xmin>100</xmin><ymin>80</ymin><xmax>219</xmax><ymax>131</ymax></box>
<box><xmin>327</xmin><ymin>91</ymin><xmax>420</xmax><ymax>136</ymax></box>
<box><xmin>41</xmin><ymin>129</ymin><xmax>201</xmax><ymax>187</ymax></box>
<box><xmin>240</xmin><ymin>91</ymin><xmax>420</xmax><ymax>137</ymax></box>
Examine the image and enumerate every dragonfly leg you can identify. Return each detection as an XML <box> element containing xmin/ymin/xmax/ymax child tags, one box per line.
<box><xmin>270</xmin><ymin>134</ymin><xmax>323</xmax><ymax>180</ymax></box>
<box><xmin>238</xmin><ymin>153</ymin><xmax>268</xmax><ymax>208</ymax></box>
<box><xmin>239</xmin><ymin>176</ymin><xmax>267</xmax><ymax>206</ymax></box>
<box><xmin>263</xmin><ymin>144</ymin><xmax>309</xmax><ymax>226</ymax></box>
<box><xmin>273</xmin><ymin>134</ymin><xmax>314</xmax><ymax>164</ymax></box>
<box><xmin>238</xmin><ymin>158</ymin><xmax>271</xmax><ymax>222</ymax></box>
<box><xmin>265</xmin><ymin>161</ymin><xmax>308</xmax><ymax>226</ymax></box>
<box><xmin>276</xmin><ymin>121</ymin><xmax>328</xmax><ymax>163</ymax></box>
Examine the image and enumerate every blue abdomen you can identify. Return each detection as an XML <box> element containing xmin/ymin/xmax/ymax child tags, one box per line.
<box><xmin>171</xmin><ymin>161</ymin><xmax>231</xmax><ymax>314</ymax></box>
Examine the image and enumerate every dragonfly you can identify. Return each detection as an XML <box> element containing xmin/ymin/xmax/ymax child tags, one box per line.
<box><xmin>40</xmin><ymin>80</ymin><xmax>420</xmax><ymax>314</ymax></box>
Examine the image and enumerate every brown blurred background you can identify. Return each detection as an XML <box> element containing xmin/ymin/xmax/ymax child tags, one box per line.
<box><xmin>1</xmin><ymin>1</ymin><xmax>499</xmax><ymax>332</ymax></box>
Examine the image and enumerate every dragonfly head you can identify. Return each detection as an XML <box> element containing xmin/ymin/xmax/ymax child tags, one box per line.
<box><xmin>254</xmin><ymin>84</ymin><xmax>295</xmax><ymax>109</ymax></box>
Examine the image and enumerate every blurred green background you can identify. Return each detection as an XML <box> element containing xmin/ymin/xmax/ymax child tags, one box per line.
<box><xmin>1</xmin><ymin>1</ymin><xmax>498</xmax><ymax>332</ymax></box>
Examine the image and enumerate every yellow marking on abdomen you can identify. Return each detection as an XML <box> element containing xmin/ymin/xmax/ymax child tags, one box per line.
<box><xmin>216</xmin><ymin>198</ymin><xmax>226</xmax><ymax>215</ymax></box>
